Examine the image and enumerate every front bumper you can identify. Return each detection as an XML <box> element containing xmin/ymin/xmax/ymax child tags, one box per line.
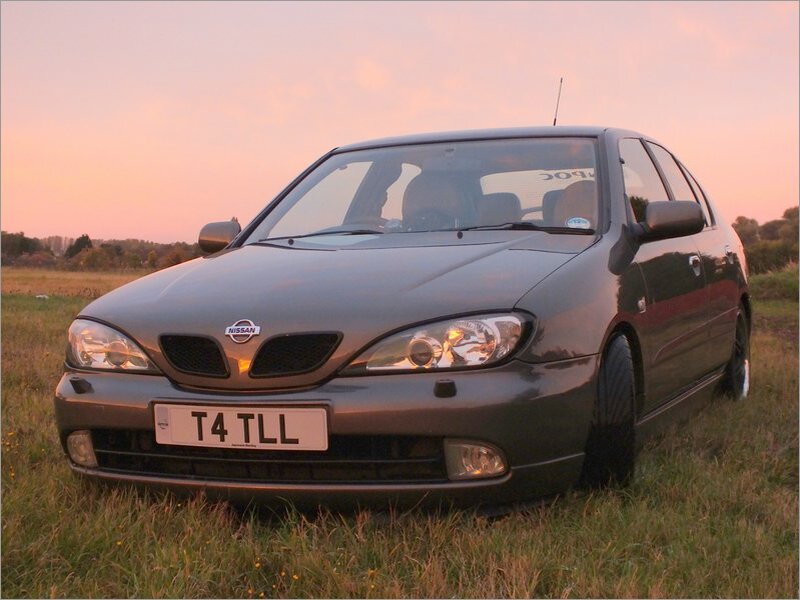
<box><xmin>54</xmin><ymin>356</ymin><xmax>598</xmax><ymax>507</ymax></box>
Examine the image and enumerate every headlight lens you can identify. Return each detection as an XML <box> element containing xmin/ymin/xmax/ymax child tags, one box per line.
<box><xmin>344</xmin><ymin>313</ymin><xmax>527</xmax><ymax>374</ymax></box>
<box><xmin>67</xmin><ymin>319</ymin><xmax>158</xmax><ymax>372</ymax></box>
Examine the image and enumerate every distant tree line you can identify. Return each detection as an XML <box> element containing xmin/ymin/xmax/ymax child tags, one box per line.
<box><xmin>1</xmin><ymin>231</ymin><xmax>203</xmax><ymax>271</ymax></box>
<box><xmin>1</xmin><ymin>208</ymin><xmax>797</xmax><ymax>274</ymax></box>
<box><xmin>732</xmin><ymin>207</ymin><xmax>798</xmax><ymax>274</ymax></box>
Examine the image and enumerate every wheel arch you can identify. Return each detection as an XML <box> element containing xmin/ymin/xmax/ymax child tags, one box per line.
<box><xmin>740</xmin><ymin>293</ymin><xmax>752</xmax><ymax>334</ymax></box>
<box><xmin>603</xmin><ymin>321</ymin><xmax>646</xmax><ymax>419</ymax></box>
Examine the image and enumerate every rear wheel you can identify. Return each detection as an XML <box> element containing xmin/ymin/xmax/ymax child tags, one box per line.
<box><xmin>721</xmin><ymin>309</ymin><xmax>750</xmax><ymax>401</ymax></box>
<box><xmin>581</xmin><ymin>334</ymin><xmax>636</xmax><ymax>488</ymax></box>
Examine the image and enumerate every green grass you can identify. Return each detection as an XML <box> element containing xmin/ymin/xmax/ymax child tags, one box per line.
<box><xmin>1</xmin><ymin>270</ymin><xmax>798</xmax><ymax>598</ymax></box>
<box><xmin>749</xmin><ymin>263</ymin><xmax>799</xmax><ymax>302</ymax></box>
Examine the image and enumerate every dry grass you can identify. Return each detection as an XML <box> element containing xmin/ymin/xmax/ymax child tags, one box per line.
<box><xmin>1</xmin><ymin>269</ymin><xmax>797</xmax><ymax>598</ymax></box>
<box><xmin>1</xmin><ymin>267</ymin><xmax>147</xmax><ymax>298</ymax></box>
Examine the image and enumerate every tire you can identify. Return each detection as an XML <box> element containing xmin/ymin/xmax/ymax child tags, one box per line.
<box><xmin>581</xmin><ymin>334</ymin><xmax>636</xmax><ymax>488</ymax></box>
<box><xmin>720</xmin><ymin>309</ymin><xmax>750</xmax><ymax>401</ymax></box>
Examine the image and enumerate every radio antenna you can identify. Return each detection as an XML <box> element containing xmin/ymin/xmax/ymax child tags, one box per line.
<box><xmin>552</xmin><ymin>77</ymin><xmax>564</xmax><ymax>126</ymax></box>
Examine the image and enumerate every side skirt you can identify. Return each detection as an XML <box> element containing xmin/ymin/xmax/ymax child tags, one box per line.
<box><xmin>634</xmin><ymin>369</ymin><xmax>724</xmax><ymax>449</ymax></box>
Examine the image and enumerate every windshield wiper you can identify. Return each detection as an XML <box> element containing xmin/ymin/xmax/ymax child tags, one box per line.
<box><xmin>258</xmin><ymin>229</ymin><xmax>384</xmax><ymax>243</ymax></box>
<box><xmin>459</xmin><ymin>222</ymin><xmax>596</xmax><ymax>235</ymax></box>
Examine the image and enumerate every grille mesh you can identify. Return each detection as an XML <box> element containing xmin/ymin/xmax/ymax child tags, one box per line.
<box><xmin>90</xmin><ymin>429</ymin><xmax>447</xmax><ymax>484</ymax></box>
<box><xmin>160</xmin><ymin>335</ymin><xmax>228</xmax><ymax>377</ymax></box>
<box><xmin>250</xmin><ymin>333</ymin><xmax>341</xmax><ymax>377</ymax></box>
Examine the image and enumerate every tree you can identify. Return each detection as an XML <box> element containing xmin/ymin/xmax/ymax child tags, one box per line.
<box><xmin>157</xmin><ymin>247</ymin><xmax>189</xmax><ymax>269</ymax></box>
<box><xmin>100</xmin><ymin>243</ymin><xmax>123</xmax><ymax>256</ymax></box>
<box><xmin>1</xmin><ymin>231</ymin><xmax>42</xmax><ymax>258</ymax></box>
<box><xmin>65</xmin><ymin>234</ymin><xmax>93</xmax><ymax>259</ymax></box>
<box><xmin>759</xmin><ymin>219</ymin><xmax>786</xmax><ymax>241</ymax></box>
<box><xmin>781</xmin><ymin>207</ymin><xmax>799</xmax><ymax>243</ymax></box>
<box><xmin>14</xmin><ymin>250</ymin><xmax>57</xmax><ymax>268</ymax></box>
<box><xmin>79</xmin><ymin>247</ymin><xmax>115</xmax><ymax>270</ymax></box>
<box><xmin>732</xmin><ymin>216</ymin><xmax>759</xmax><ymax>246</ymax></box>
<box><xmin>745</xmin><ymin>240</ymin><xmax>797</xmax><ymax>274</ymax></box>
<box><xmin>122</xmin><ymin>252</ymin><xmax>143</xmax><ymax>269</ymax></box>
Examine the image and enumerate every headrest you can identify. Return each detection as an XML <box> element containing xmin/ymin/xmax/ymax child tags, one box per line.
<box><xmin>542</xmin><ymin>189</ymin><xmax>563</xmax><ymax>224</ymax></box>
<box><xmin>477</xmin><ymin>193</ymin><xmax>522</xmax><ymax>226</ymax></box>
<box><xmin>402</xmin><ymin>173</ymin><xmax>465</xmax><ymax>230</ymax></box>
<box><xmin>552</xmin><ymin>180</ymin><xmax>597</xmax><ymax>228</ymax></box>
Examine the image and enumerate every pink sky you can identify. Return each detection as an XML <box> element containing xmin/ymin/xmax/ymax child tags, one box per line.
<box><xmin>2</xmin><ymin>1</ymin><xmax>798</xmax><ymax>243</ymax></box>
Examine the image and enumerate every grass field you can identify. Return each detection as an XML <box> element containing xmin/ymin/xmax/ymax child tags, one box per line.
<box><xmin>1</xmin><ymin>266</ymin><xmax>797</xmax><ymax>598</ymax></box>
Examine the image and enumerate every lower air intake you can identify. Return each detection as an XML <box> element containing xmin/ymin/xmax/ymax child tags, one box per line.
<box><xmin>90</xmin><ymin>429</ymin><xmax>447</xmax><ymax>484</ymax></box>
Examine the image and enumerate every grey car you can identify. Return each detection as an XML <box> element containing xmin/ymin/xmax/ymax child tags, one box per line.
<box><xmin>54</xmin><ymin>127</ymin><xmax>750</xmax><ymax>508</ymax></box>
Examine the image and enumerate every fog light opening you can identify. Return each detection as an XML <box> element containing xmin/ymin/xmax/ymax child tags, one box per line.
<box><xmin>444</xmin><ymin>439</ymin><xmax>507</xmax><ymax>481</ymax></box>
<box><xmin>66</xmin><ymin>430</ymin><xmax>98</xmax><ymax>468</ymax></box>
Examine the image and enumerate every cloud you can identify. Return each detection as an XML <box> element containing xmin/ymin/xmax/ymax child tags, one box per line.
<box><xmin>354</xmin><ymin>59</ymin><xmax>392</xmax><ymax>92</ymax></box>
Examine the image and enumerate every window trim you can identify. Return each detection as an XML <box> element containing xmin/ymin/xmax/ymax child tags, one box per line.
<box><xmin>618</xmin><ymin>137</ymin><xmax>670</xmax><ymax>225</ymax></box>
<box><xmin>677</xmin><ymin>160</ymin><xmax>717</xmax><ymax>227</ymax></box>
<box><xmin>642</xmin><ymin>141</ymin><xmax>681</xmax><ymax>202</ymax></box>
<box><xmin>644</xmin><ymin>140</ymin><xmax>719</xmax><ymax>230</ymax></box>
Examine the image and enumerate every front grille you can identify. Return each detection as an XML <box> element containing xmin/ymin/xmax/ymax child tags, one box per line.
<box><xmin>91</xmin><ymin>429</ymin><xmax>447</xmax><ymax>484</ymax></box>
<box><xmin>160</xmin><ymin>335</ymin><xmax>228</xmax><ymax>377</ymax></box>
<box><xmin>250</xmin><ymin>333</ymin><xmax>341</xmax><ymax>377</ymax></box>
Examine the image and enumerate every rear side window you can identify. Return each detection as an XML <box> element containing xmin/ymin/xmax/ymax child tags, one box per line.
<box><xmin>646</xmin><ymin>143</ymin><xmax>697</xmax><ymax>203</ymax></box>
<box><xmin>679</xmin><ymin>162</ymin><xmax>715</xmax><ymax>226</ymax></box>
<box><xmin>618</xmin><ymin>138</ymin><xmax>668</xmax><ymax>223</ymax></box>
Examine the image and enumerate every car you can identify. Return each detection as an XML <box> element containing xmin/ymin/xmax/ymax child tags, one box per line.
<box><xmin>54</xmin><ymin>126</ymin><xmax>750</xmax><ymax>508</ymax></box>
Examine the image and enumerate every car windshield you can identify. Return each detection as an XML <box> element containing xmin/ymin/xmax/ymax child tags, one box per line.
<box><xmin>244</xmin><ymin>137</ymin><xmax>599</xmax><ymax>243</ymax></box>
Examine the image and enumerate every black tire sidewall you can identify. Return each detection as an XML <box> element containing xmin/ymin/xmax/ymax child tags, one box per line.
<box><xmin>581</xmin><ymin>334</ymin><xmax>636</xmax><ymax>488</ymax></box>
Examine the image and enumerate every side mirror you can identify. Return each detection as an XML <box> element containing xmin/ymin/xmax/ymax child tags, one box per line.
<box><xmin>640</xmin><ymin>201</ymin><xmax>704</xmax><ymax>242</ymax></box>
<box><xmin>198</xmin><ymin>221</ymin><xmax>241</xmax><ymax>253</ymax></box>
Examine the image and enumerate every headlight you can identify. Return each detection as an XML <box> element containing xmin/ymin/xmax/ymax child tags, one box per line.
<box><xmin>67</xmin><ymin>319</ymin><xmax>158</xmax><ymax>372</ymax></box>
<box><xmin>343</xmin><ymin>313</ymin><xmax>528</xmax><ymax>374</ymax></box>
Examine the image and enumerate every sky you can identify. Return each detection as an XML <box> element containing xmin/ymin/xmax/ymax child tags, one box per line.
<box><xmin>1</xmin><ymin>1</ymin><xmax>798</xmax><ymax>243</ymax></box>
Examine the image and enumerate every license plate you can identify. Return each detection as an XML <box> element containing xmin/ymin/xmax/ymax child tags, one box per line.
<box><xmin>153</xmin><ymin>404</ymin><xmax>328</xmax><ymax>450</ymax></box>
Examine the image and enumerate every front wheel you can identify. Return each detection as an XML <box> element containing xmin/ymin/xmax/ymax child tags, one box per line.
<box><xmin>721</xmin><ymin>309</ymin><xmax>750</xmax><ymax>401</ymax></box>
<box><xmin>581</xmin><ymin>334</ymin><xmax>636</xmax><ymax>488</ymax></box>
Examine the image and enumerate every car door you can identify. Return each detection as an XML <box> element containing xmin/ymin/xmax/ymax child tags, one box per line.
<box><xmin>679</xmin><ymin>157</ymin><xmax>741</xmax><ymax>369</ymax></box>
<box><xmin>645</xmin><ymin>142</ymin><xmax>739</xmax><ymax>375</ymax></box>
<box><xmin>619</xmin><ymin>138</ymin><xmax>710</xmax><ymax>412</ymax></box>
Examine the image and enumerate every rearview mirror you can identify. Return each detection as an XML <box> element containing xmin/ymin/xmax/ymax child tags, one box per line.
<box><xmin>198</xmin><ymin>221</ymin><xmax>241</xmax><ymax>254</ymax></box>
<box><xmin>640</xmin><ymin>201</ymin><xmax>704</xmax><ymax>242</ymax></box>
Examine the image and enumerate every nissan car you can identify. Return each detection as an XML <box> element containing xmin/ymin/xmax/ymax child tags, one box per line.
<box><xmin>54</xmin><ymin>126</ymin><xmax>750</xmax><ymax>508</ymax></box>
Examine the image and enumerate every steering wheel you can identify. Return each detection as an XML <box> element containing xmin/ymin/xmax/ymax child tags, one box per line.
<box><xmin>405</xmin><ymin>209</ymin><xmax>456</xmax><ymax>231</ymax></box>
<box><xmin>344</xmin><ymin>216</ymin><xmax>388</xmax><ymax>230</ymax></box>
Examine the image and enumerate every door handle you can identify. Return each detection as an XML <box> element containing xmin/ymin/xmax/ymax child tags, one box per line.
<box><xmin>689</xmin><ymin>255</ymin><xmax>702</xmax><ymax>276</ymax></box>
<box><xmin>724</xmin><ymin>245</ymin><xmax>735</xmax><ymax>264</ymax></box>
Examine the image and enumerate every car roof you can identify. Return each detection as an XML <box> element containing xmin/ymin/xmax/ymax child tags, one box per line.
<box><xmin>335</xmin><ymin>126</ymin><xmax>645</xmax><ymax>152</ymax></box>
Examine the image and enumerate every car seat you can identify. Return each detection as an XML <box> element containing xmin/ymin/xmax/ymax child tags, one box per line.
<box><xmin>402</xmin><ymin>173</ymin><xmax>468</xmax><ymax>231</ymax></box>
<box><xmin>552</xmin><ymin>180</ymin><xmax>597</xmax><ymax>228</ymax></box>
<box><xmin>476</xmin><ymin>192</ymin><xmax>522</xmax><ymax>226</ymax></box>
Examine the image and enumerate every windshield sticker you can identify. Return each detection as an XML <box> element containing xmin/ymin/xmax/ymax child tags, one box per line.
<box><xmin>565</xmin><ymin>217</ymin><xmax>592</xmax><ymax>229</ymax></box>
<box><xmin>538</xmin><ymin>169</ymin><xmax>595</xmax><ymax>181</ymax></box>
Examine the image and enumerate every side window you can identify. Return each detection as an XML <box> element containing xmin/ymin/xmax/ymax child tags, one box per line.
<box><xmin>618</xmin><ymin>138</ymin><xmax>669</xmax><ymax>223</ymax></box>
<box><xmin>679</xmin><ymin>162</ymin><xmax>715</xmax><ymax>226</ymax></box>
<box><xmin>646</xmin><ymin>143</ymin><xmax>697</xmax><ymax>203</ymax></box>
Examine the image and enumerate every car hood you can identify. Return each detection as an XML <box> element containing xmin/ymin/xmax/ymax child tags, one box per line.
<box><xmin>81</xmin><ymin>232</ymin><xmax>590</xmax><ymax>390</ymax></box>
